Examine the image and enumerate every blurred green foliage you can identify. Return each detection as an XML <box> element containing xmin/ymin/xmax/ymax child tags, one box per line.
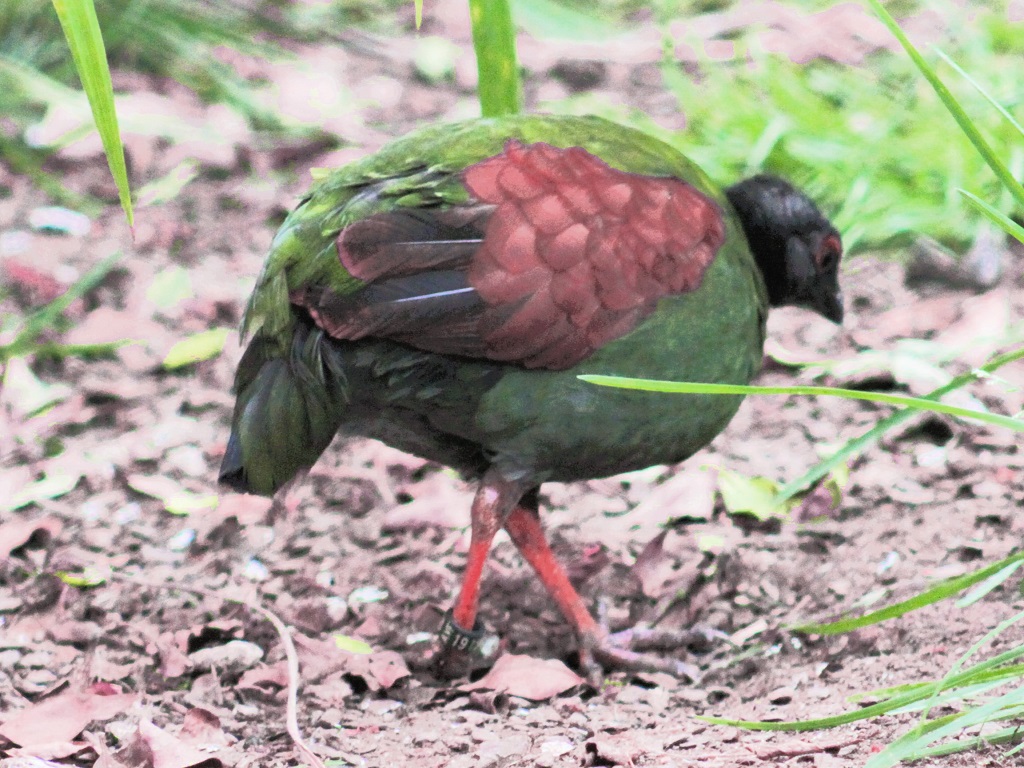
<box><xmin>539</xmin><ymin>1</ymin><xmax>1023</xmax><ymax>254</ymax></box>
<box><xmin>0</xmin><ymin>0</ymin><xmax>386</xmax><ymax>216</ymax></box>
<box><xmin>2</xmin><ymin>0</ymin><xmax>1022</xmax><ymax>257</ymax></box>
<box><xmin>0</xmin><ymin>0</ymin><xmax>297</xmax><ymax>129</ymax></box>
<box><xmin>665</xmin><ymin>52</ymin><xmax>1021</xmax><ymax>254</ymax></box>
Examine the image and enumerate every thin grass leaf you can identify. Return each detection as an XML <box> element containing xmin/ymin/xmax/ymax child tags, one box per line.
<box><xmin>414</xmin><ymin>0</ymin><xmax>422</xmax><ymax>29</ymax></box>
<box><xmin>469</xmin><ymin>0</ymin><xmax>521</xmax><ymax>117</ymax></box>
<box><xmin>744</xmin><ymin>115</ymin><xmax>790</xmax><ymax>174</ymax></box>
<box><xmin>702</xmin><ymin>642</ymin><xmax>1024</xmax><ymax>733</ymax></box>
<box><xmin>1009</xmin><ymin>734</ymin><xmax>1024</xmax><ymax>757</ymax></box>
<box><xmin>934</xmin><ymin>48</ymin><xmax>1024</xmax><ymax>141</ymax></box>
<box><xmin>792</xmin><ymin>552</ymin><xmax>1024</xmax><ymax>635</ymax></box>
<box><xmin>909</xmin><ymin>724</ymin><xmax>1024</xmax><ymax>761</ymax></box>
<box><xmin>886</xmin><ymin>677</ymin><xmax>1024</xmax><ymax>716</ymax></box>
<box><xmin>917</xmin><ymin>611</ymin><xmax>1024</xmax><ymax>732</ymax></box>
<box><xmin>848</xmin><ymin>681</ymin><xmax>932</xmax><ymax>705</ymax></box>
<box><xmin>512</xmin><ymin>0</ymin><xmax>621</xmax><ymax>41</ymax></box>
<box><xmin>136</xmin><ymin>161</ymin><xmax>198</xmax><ymax>208</ymax></box>
<box><xmin>773</xmin><ymin>343</ymin><xmax>1024</xmax><ymax>503</ymax></box>
<box><xmin>870</xmin><ymin>709</ymin><xmax>1024</xmax><ymax>767</ymax></box>
<box><xmin>50</xmin><ymin>0</ymin><xmax>133</xmax><ymax>226</ymax></box>
<box><xmin>32</xmin><ymin>340</ymin><xmax>127</xmax><ymax>360</ymax></box>
<box><xmin>0</xmin><ymin>250</ymin><xmax>121</xmax><ymax>362</ymax></box>
<box><xmin>960</xmin><ymin>190</ymin><xmax>1024</xmax><ymax>245</ymax></box>
<box><xmin>957</xmin><ymin>560</ymin><xmax>1024</xmax><ymax>608</ymax></box>
<box><xmin>864</xmin><ymin>0</ymin><xmax>1024</xmax><ymax>214</ymax></box>
<box><xmin>0</xmin><ymin>133</ymin><xmax>101</xmax><ymax>214</ymax></box>
<box><xmin>700</xmin><ymin>679</ymin><xmax>963</xmax><ymax>732</ymax></box>
<box><xmin>0</xmin><ymin>51</ymin><xmax>79</xmax><ymax>104</ymax></box>
<box><xmin>579</xmin><ymin>377</ymin><xmax>1024</xmax><ymax>433</ymax></box>
<box><xmin>867</xmin><ymin>686</ymin><xmax>1024</xmax><ymax>767</ymax></box>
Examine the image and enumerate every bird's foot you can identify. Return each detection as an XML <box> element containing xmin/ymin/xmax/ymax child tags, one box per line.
<box><xmin>578</xmin><ymin>625</ymin><xmax>724</xmax><ymax>686</ymax></box>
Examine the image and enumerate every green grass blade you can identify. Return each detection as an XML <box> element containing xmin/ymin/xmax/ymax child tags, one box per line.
<box><xmin>792</xmin><ymin>552</ymin><xmax>1024</xmax><ymax>635</ymax></box>
<box><xmin>702</xmin><ymin>641</ymin><xmax>1024</xmax><ymax>732</ymax></box>
<box><xmin>934</xmin><ymin>48</ymin><xmax>1024</xmax><ymax>141</ymax></box>
<box><xmin>864</xmin><ymin>0</ymin><xmax>1024</xmax><ymax>213</ymax></box>
<box><xmin>775</xmin><ymin>343</ymin><xmax>1024</xmax><ymax>502</ymax></box>
<box><xmin>957</xmin><ymin>560</ymin><xmax>1024</xmax><ymax>608</ymax></box>
<box><xmin>915</xmin><ymin>612</ymin><xmax>1024</xmax><ymax>732</ymax></box>
<box><xmin>867</xmin><ymin>686</ymin><xmax>1024</xmax><ymax>767</ymax></box>
<box><xmin>1</xmin><ymin>250</ymin><xmax>122</xmax><ymax>361</ymax></box>
<box><xmin>701</xmin><ymin>681</ymin><xmax>967</xmax><ymax>732</ymax></box>
<box><xmin>50</xmin><ymin>0</ymin><xmax>133</xmax><ymax>227</ymax></box>
<box><xmin>877</xmin><ymin>676</ymin><xmax>1024</xmax><ymax>715</ymax></box>
<box><xmin>0</xmin><ymin>132</ymin><xmax>102</xmax><ymax>215</ymax></box>
<box><xmin>579</xmin><ymin>377</ymin><xmax>1024</xmax><ymax>433</ymax></box>
<box><xmin>908</xmin><ymin>724</ymin><xmax>1024</xmax><ymax>761</ymax></box>
<box><xmin>960</xmin><ymin>190</ymin><xmax>1024</xmax><ymax>245</ymax></box>
<box><xmin>512</xmin><ymin>0</ymin><xmax>620</xmax><ymax>41</ymax></box>
<box><xmin>32</xmin><ymin>340</ymin><xmax>128</xmax><ymax>360</ymax></box>
<box><xmin>468</xmin><ymin>0</ymin><xmax>522</xmax><ymax>117</ymax></box>
<box><xmin>583</xmin><ymin>343</ymin><xmax>1024</xmax><ymax>507</ymax></box>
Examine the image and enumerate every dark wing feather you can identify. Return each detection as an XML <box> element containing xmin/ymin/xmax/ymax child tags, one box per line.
<box><xmin>298</xmin><ymin>270</ymin><xmax>484</xmax><ymax>348</ymax></box>
<box><xmin>338</xmin><ymin>206</ymin><xmax>492</xmax><ymax>282</ymax></box>
<box><xmin>293</xmin><ymin>141</ymin><xmax>726</xmax><ymax>370</ymax></box>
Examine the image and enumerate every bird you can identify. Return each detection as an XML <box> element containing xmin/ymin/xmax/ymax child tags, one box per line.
<box><xmin>219</xmin><ymin>113</ymin><xmax>843</xmax><ymax>679</ymax></box>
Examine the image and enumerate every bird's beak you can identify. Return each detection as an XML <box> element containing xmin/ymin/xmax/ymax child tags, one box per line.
<box><xmin>816</xmin><ymin>288</ymin><xmax>844</xmax><ymax>324</ymax></box>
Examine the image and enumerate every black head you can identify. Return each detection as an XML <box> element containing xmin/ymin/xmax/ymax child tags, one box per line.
<box><xmin>725</xmin><ymin>174</ymin><xmax>843</xmax><ymax>323</ymax></box>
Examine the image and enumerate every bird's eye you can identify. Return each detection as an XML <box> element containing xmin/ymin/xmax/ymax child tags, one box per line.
<box><xmin>816</xmin><ymin>233</ymin><xmax>842</xmax><ymax>271</ymax></box>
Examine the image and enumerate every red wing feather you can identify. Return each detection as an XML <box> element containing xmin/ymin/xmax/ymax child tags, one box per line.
<box><xmin>465</xmin><ymin>141</ymin><xmax>725</xmax><ymax>366</ymax></box>
<box><xmin>295</xmin><ymin>141</ymin><xmax>726</xmax><ymax>370</ymax></box>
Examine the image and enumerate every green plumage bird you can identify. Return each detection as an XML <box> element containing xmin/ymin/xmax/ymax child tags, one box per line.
<box><xmin>220</xmin><ymin>114</ymin><xmax>843</xmax><ymax>678</ymax></box>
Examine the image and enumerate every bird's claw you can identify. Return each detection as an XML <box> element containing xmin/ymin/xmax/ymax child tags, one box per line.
<box><xmin>577</xmin><ymin>625</ymin><xmax>723</xmax><ymax>686</ymax></box>
<box><xmin>609</xmin><ymin>624</ymin><xmax>729</xmax><ymax>654</ymax></box>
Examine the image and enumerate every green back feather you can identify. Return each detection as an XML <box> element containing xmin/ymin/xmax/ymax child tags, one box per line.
<box><xmin>240</xmin><ymin>114</ymin><xmax>726</xmax><ymax>354</ymax></box>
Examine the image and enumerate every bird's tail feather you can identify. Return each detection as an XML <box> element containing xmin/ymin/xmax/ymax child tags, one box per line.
<box><xmin>219</xmin><ymin>320</ymin><xmax>346</xmax><ymax>496</ymax></box>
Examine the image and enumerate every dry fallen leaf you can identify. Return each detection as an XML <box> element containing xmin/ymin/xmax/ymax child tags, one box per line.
<box><xmin>0</xmin><ymin>683</ymin><xmax>138</xmax><ymax>747</ymax></box>
<box><xmin>116</xmin><ymin>719</ymin><xmax>222</xmax><ymax>768</ymax></box>
<box><xmin>187</xmin><ymin>640</ymin><xmax>264</xmax><ymax>676</ymax></box>
<box><xmin>179</xmin><ymin>708</ymin><xmax>233</xmax><ymax>751</ymax></box>
<box><xmin>342</xmin><ymin>650</ymin><xmax>411</xmax><ymax>691</ymax></box>
<box><xmin>4</xmin><ymin>740</ymin><xmax>96</xmax><ymax>761</ymax></box>
<box><xmin>630</xmin><ymin>530</ymin><xmax>670</xmax><ymax>599</ymax></box>
<box><xmin>291</xmin><ymin>633</ymin><xmax>410</xmax><ymax>691</ymax></box>
<box><xmin>0</xmin><ymin>516</ymin><xmax>64</xmax><ymax>559</ymax></box>
<box><xmin>461</xmin><ymin>654</ymin><xmax>584</xmax><ymax>701</ymax></box>
<box><xmin>237</xmin><ymin>662</ymin><xmax>290</xmax><ymax>697</ymax></box>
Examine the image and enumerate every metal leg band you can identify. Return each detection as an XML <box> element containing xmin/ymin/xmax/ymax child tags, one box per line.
<box><xmin>437</xmin><ymin>609</ymin><xmax>485</xmax><ymax>655</ymax></box>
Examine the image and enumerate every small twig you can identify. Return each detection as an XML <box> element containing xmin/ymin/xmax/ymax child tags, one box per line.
<box><xmin>105</xmin><ymin>572</ymin><xmax>335</xmax><ymax>768</ymax></box>
<box><xmin>748</xmin><ymin>733</ymin><xmax>865</xmax><ymax>759</ymax></box>
<box><xmin>244</xmin><ymin>597</ymin><xmax>332</xmax><ymax>768</ymax></box>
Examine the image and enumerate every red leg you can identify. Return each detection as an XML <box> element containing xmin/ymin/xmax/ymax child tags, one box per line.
<box><xmin>503</xmin><ymin>499</ymin><xmax>600</xmax><ymax>639</ymax></box>
<box><xmin>504</xmin><ymin>498</ymin><xmax>704</xmax><ymax>682</ymax></box>
<box><xmin>435</xmin><ymin>471</ymin><xmax>529</xmax><ymax>675</ymax></box>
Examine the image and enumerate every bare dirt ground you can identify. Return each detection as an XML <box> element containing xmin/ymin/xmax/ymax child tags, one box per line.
<box><xmin>2</xmin><ymin>3</ymin><xmax>1024</xmax><ymax>767</ymax></box>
